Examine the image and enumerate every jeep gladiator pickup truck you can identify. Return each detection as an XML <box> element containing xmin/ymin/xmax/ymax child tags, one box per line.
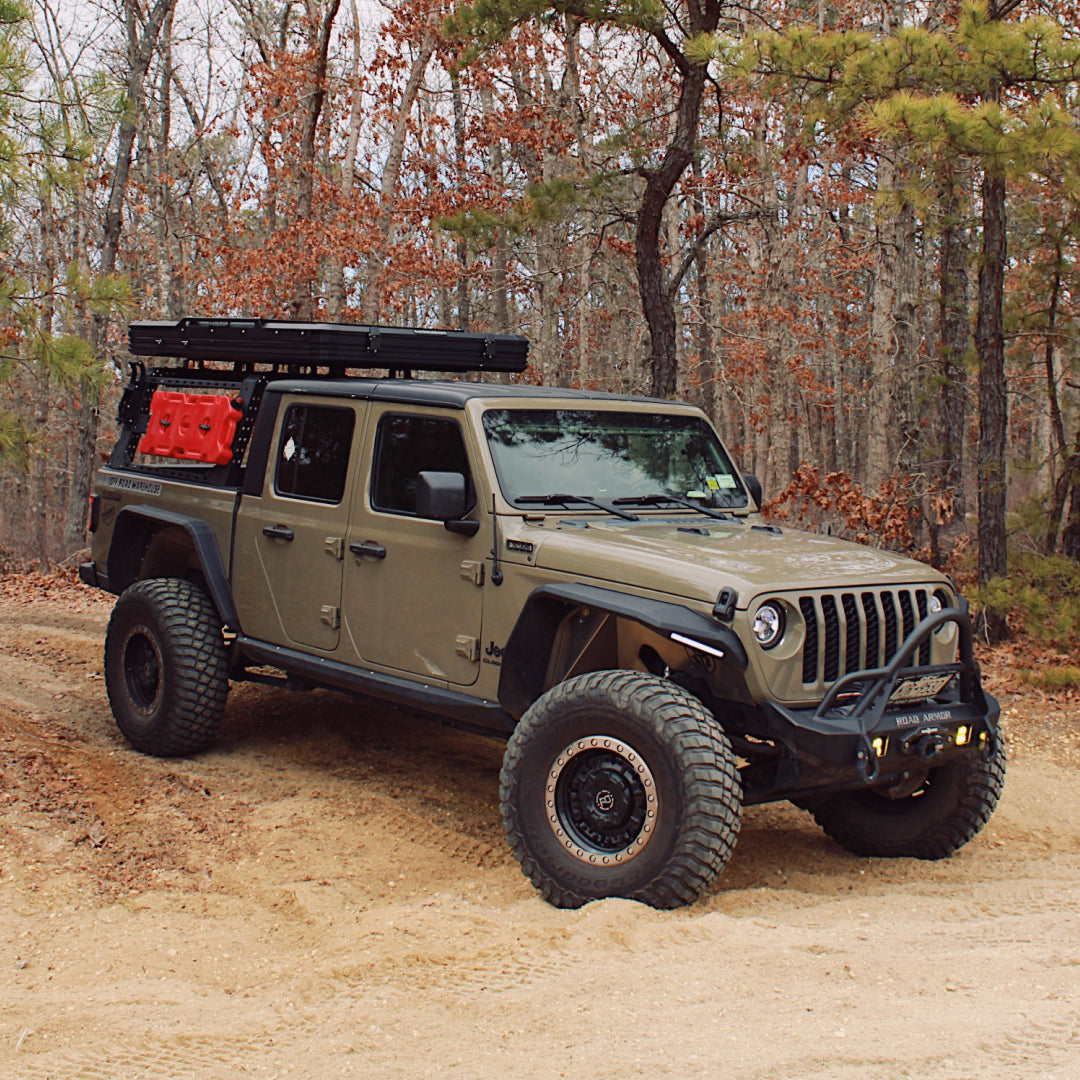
<box><xmin>81</xmin><ymin>318</ymin><xmax>1004</xmax><ymax>908</ymax></box>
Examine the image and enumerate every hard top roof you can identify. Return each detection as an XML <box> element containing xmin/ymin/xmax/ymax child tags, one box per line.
<box><xmin>264</xmin><ymin>376</ymin><xmax>689</xmax><ymax>410</ymax></box>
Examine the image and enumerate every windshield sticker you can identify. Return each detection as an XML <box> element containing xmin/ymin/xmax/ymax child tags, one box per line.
<box><xmin>713</xmin><ymin>475</ymin><xmax>737</xmax><ymax>489</ymax></box>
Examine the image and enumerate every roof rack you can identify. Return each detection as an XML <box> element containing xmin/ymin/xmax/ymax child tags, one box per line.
<box><xmin>129</xmin><ymin>317</ymin><xmax>530</xmax><ymax>376</ymax></box>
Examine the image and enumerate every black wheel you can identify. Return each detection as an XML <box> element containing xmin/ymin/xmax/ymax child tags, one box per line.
<box><xmin>104</xmin><ymin>578</ymin><xmax>229</xmax><ymax>757</ymax></box>
<box><xmin>811</xmin><ymin>740</ymin><xmax>1006</xmax><ymax>859</ymax></box>
<box><xmin>500</xmin><ymin>670</ymin><xmax>741</xmax><ymax>909</ymax></box>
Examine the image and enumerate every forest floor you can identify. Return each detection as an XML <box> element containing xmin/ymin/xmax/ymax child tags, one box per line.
<box><xmin>0</xmin><ymin>571</ymin><xmax>1078</xmax><ymax>1080</ymax></box>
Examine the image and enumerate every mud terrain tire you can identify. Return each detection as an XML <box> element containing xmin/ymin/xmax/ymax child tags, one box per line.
<box><xmin>105</xmin><ymin>578</ymin><xmax>229</xmax><ymax>757</ymax></box>
<box><xmin>812</xmin><ymin>740</ymin><xmax>1006</xmax><ymax>859</ymax></box>
<box><xmin>501</xmin><ymin>670</ymin><xmax>741</xmax><ymax>909</ymax></box>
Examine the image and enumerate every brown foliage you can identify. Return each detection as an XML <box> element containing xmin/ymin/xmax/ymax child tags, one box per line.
<box><xmin>764</xmin><ymin>462</ymin><xmax>917</xmax><ymax>551</ymax></box>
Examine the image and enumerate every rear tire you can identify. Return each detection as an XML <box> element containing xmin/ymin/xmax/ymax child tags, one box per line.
<box><xmin>104</xmin><ymin>578</ymin><xmax>229</xmax><ymax>756</ymax></box>
<box><xmin>812</xmin><ymin>741</ymin><xmax>1006</xmax><ymax>859</ymax></box>
<box><xmin>501</xmin><ymin>670</ymin><xmax>741</xmax><ymax>909</ymax></box>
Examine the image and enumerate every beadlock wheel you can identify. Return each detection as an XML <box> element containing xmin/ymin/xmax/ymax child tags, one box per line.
<box><xmin>501</xmin><ymin>669</ymin><xmax>742</xmax><ymax>909</ymax></box>
<box><xmin>120</xmin><ymin>624</ymin><xmax>165</xmax><ymax>715</ymax></box>
<box><xmin>546</xmin><ymin>736</ymin><xmax>658</xmax><ymax>865</ymax></box>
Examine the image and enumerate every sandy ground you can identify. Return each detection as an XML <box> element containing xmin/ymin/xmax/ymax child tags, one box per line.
<box><xmin>0</xmin><ymin>577</ymin><xmax>1078</xmax><ymax>1080</ymax></box>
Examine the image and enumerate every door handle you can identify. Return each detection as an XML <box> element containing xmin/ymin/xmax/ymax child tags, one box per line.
<box><xmin>349</xmin><ymin>540</ymin><xmax>387</xmax><ymax>559</ymax></box>
<box><xmin>262</xmin><ymin>525</ymin><xmax>295</xmax><ymax>541</ymax></box>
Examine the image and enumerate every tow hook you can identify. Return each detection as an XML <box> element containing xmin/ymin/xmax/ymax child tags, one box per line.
<box><xmin>855</xmin><ymin>736</ymin><xmax>879</xmax><ymax>783</ymax></box>
<box><xmin>903</xmin><ymin>728</ymin><xmax>948</xmax><ymax>760</ymax></box>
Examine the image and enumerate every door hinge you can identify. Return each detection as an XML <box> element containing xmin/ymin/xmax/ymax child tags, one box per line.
<box><xmin>455</xmin><ymin>635</ymin><xmax>480</xmax><ymax>662</ymax></box>
<box><xmin>325</xmin><ymin>536</ymin><xmax>345</xmax><ymax>560</ymax></box>
<box><xmin>460</xmin><ymin>560</ymin><xmax>485</xmax><ymax>586</ymax></box>
<box><xmin>320</xmin><ymin>605</ymin><xmax>340</xmax><ymax>629</ymax></box>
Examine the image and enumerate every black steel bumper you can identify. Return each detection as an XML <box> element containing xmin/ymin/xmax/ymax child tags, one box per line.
<box><xmin>78</xmin><ymin>561</ymin><xmax>100</xmax><ymax>589</ymax></box>
<box><xmin>742</xmin><ymin>607</ymin><xmax>1000</xmax><ymax>805</ymax></box>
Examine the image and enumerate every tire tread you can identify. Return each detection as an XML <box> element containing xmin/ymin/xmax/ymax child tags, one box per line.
<box><xmin>105</xmin><ymin>578</ymin><xmax>229</xmax><ymax>757</ymax></box>
<box><xmin>811</xmin><ymin>742</ymin><xmax>1006</xmax><ymax>859</ymax></box>
<box><xmin>501</xmin><ymin>670</ymin><xmax>741</xmax><ymax>909</ymax></box>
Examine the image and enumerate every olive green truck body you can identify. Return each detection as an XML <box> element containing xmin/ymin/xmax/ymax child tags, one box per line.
<box><xmin>81</xmin><ymin>319</ymin><xmax>1004</xmax><ymax>908</ymax></box>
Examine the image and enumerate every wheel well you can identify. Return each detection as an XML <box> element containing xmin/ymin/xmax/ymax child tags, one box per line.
<box><xmin>109</xmin><ymin>519</ymin><xmax>199</xmax><ymax>595</ymax></box>
<box><xmin>140</xmin><ymin>526</ymin><xmax>200</xmax><ymax>581</ymax></box>
<box><xmin>547</xmin><ymin>606</ymin><xmax>688</xmax><ymax>686</ymax></box>
<box><xmin>499</xmin><ymin>600</ymin><xmax>694</xmax><ymax>719</ymax></box>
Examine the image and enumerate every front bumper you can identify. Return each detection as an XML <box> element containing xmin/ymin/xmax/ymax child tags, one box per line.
<box><xmin>742</xmin><ymin>607</ymin><xmax>1000</xmax><ymax>805</ymax></box>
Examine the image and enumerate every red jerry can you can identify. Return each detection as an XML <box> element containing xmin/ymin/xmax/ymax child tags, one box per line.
<box><xmin>138</xmin><ymin>392</ymin><xmax>244</xmax><ymax>465</ymax></box>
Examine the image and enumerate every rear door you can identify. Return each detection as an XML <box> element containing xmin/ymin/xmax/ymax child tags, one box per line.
<box><xmin>232</xmin><ymin>397</ymin><xmax>362</xmax><ymax>651</ymax></box>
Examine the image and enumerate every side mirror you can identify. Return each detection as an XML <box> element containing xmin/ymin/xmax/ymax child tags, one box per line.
<box><xmin>416</xmin><ymin>471</ymin><xmax>480</xmax><ymax>536</ymax></box>
<box><xmin>743</xmin><ymin>473</ymin><xmax>763</xmax><ymax>509</ymax></box>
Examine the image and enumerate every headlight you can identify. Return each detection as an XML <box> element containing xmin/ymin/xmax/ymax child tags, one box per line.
<box><xmin>752</xmin><ymin>602</ymin><xmax>785</xmax><ymax>649</ymax></box>
<box><xmin>930</xmin><ymin>588</ymin><xmax>957</xmax><ymax>641</ymax></box>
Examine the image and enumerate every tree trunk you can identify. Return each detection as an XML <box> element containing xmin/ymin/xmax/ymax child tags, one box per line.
<box><xmin>479</xmin><ymin>85</ymin><xmax>510</xmax><ymax>334</ymax></box>
<box><xmin>1042</xmin><ymin>242</ymin><xmax>1068</xmax><ymax>554</ymax></box>
<box><xmin>451</xmin><ymin>72</ymin><xmax>471</xmax><ymax>331</ymax></box>
<box><xmin>292</xmin><ymin>0</ymin><xmax>342</xmax><ymax>320</ymax></box>
<box><xmin>867</xmin><ymin>156</ymin><xmax>897</xmax><ymax>488</ymax></box>
<box><xmin>929</xmin><ymin>175</ymin><xmax>970</xmax><ymax>565</ymax></box>
<box><xmin>75</xmin><ymin>0</ymin><xmax>177</xmax><ymax>560</ymax></box>
<box><xmin>326</xmin><ymin>0</ymin><xmax>364</xmax><ymax>321</ymax></box>
<box><xmin>975</xmin><ymin>166</ymin><xmax>1008</xmax><ymax>640</ymax></box>
<box><xmin>639</xmin><ymin>0</ymin><xmax>722</xmax><ymax>399</ymax></box>
<box><xmin>691</xmin><ymin>163</ymin><xmax>715</xmax><ymax>419</ymax></box>
<box><xmin>639</xmin><ymin>58</ymin><xmax>706</xmax><ymax>398</ymax></box>
<box><xmin>1061</xmin><ymin>437</ymin><xmax>1080</xmax><ymax>559</ymax></box>
<box><xmin>361</xmin><ymin>28</ymin><xmax>435</xmax><ymax>324</ymax></box>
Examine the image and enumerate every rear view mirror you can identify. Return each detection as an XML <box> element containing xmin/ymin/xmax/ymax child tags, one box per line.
<box><xmin>743</xmin><ymin>473</ymin><xmax>763</xmax><ymax>508</ymax></box>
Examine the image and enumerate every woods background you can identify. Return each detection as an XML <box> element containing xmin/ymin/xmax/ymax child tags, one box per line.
<box><xmin>2</xmin><ymin>0</ymin><xmax>1079</xmax><ymax>637</ymax></box>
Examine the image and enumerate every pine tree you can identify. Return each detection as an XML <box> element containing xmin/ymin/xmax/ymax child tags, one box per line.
<box><xmin>705</xmin><ymin>1</ymin><xmax>1080</xmax><ymax>638</ymax></box>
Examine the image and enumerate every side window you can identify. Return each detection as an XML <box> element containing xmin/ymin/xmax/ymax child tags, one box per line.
<box><xmin>275</xmin><ymin>404</ymin><xmax>355</xmax><ymax>503</ymax></box>
<box><xmin>371</xmin><ymin>414</ymin><xmax>472</xmax><ymax>516</ymax></box>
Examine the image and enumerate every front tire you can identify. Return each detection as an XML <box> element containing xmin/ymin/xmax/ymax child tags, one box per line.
<box><xmin>812</xmin><ymin>740</ymin><xmax>1006</xmax><ymax>859</ymax></box>
<box><xmin>104</xmin><ymin>578</ymin><xmax>229</xmax><ymax>756</ymax></box>
<box><xmin>501</xmin><ymin>670</ymin><xmax>741</xmax><ymax>909</ymax></box>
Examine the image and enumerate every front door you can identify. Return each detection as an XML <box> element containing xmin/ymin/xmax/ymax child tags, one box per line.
<box><xmin>232</xmin><ymin>398</ymin><xmax>360</xmax><ymax>651</ymax></box>
<box><xmin>342</xmin><ymin>408</ymin><xmax>486</xmax><ymax>686</ymax></box>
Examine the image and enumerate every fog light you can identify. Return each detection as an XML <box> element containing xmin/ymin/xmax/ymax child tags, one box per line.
<box><xmin>955</xmin><ymin>725</ymin><xmax>971</xmax><ymax>746</ymax></box>
<box><xmin>871</xmin><ymin>736</ymin><xmax>887</xmax><ymax>757</ymax></box>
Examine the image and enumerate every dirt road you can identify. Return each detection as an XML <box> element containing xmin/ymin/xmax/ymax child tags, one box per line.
<box><xmin>0</xmin><ymin>575</ymin><xmax>1078</xmax><ymax>1079</ymax></box>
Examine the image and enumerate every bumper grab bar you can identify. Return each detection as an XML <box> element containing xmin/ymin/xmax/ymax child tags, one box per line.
<box><xmin>813</xmin><ymin>606</ymin><xmax>980</xmax><ymax>726</ymax></box>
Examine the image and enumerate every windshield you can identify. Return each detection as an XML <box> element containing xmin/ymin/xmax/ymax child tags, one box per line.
<box><xmin>482</xmin><ymin>409</ymin><xmax>748</xmax><ymax>510</ymax></box>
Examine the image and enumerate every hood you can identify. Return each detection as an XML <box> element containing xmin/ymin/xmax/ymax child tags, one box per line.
<box><xmin>515</xmin><ymin>516</ymin><xmax>944</xmax><ymax>607</ymax></box>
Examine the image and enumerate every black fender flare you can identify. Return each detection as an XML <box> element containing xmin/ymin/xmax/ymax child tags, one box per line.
<box><xmin>497</xmin><ymin>582</ymin><xmax>748</xmax><ymax>718</ymax></box>
<box><xmin>108</xmin><ymin>505</ymin><xmax>241</xmax><ymax>632</ymax></box>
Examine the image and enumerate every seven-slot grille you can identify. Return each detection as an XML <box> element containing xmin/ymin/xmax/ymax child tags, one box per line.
<box><xmin>798</xmin><ymin>588</ymin><xmax>933</xmax><ymax>686</ymax></box>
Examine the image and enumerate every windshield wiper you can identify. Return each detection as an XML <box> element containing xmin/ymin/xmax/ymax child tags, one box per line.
<box><xmin>613</xmin><ymin>493</ymin><xmax>733</xmax><ymax>520</ymax></box>
<box><xmin>516</xmin><ymin>494</ymin><xmax>640</xmax><ymax>521</ymax></box>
